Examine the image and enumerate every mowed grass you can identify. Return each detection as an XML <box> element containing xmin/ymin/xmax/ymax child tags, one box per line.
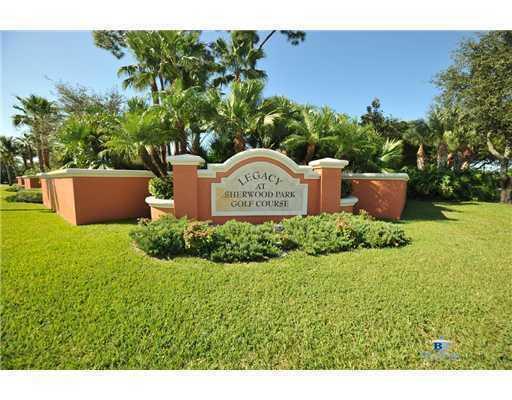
<box><xmin>1</xmin><ymin>185</ymin><xmax>511</xmax><ymax>369</ymax></box>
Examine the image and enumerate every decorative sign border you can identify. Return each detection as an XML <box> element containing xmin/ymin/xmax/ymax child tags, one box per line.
<box><xmin>211</xmin><ymin>161</ymin><xmax>308</xmax><ymax>217</ymax></box>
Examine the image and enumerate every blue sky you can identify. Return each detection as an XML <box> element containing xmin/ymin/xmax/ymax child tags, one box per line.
<box><xmin>1</xmin><ymin>30</ymin><xmax>475</xmax><ymax>137</ymax></box>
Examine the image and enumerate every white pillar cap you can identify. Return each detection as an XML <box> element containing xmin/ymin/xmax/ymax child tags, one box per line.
<box><xmin>168</xmin><ymin>154</ymin><xmax>205</xmax><ymax>166</ymax></box>
<box><xmin>308</xmin><ymin>158</ymin><xmax>349</xmax><ymax>169</ymax></box>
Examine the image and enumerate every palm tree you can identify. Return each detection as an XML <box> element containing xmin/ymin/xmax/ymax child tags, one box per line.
<box><xmin>211</xmin><ymin>31</ymin><xmax>267</xmax><ymax>87</ymax></box>
<box><xmin>404</xmin><ymin>119</ymin><xmax>432</xmax><ymax>170</ymax></box>
<box><xmin>428</xmin><ymin>107</ymin><xmax>451</xmax><ymax>169</ymax></box>
<box><xmin>117</xmin><ymin>31</ymin><xmax>214</xmax><ymax>167</ymax></box>
<box><xmin>108</xmin><ymin>107</ymin><xmax>168</xmax><ymax>177</ymax></box>
<box><xmin>12</xmin><ymin>95</ymin><xmax>59</xmax><ymax>172</ymax></box>
<box><xmin>211</xmin><ymin>79</ymin><xmax>281</xmax><ymax>153</ymax></box>
<box><xmin>16</xmin><ymin>133</ymin><xmax>36</xmax><ymax>169</ymax></box>
<box><xmin>153</xmin><ymin>79</ymin><xmax>212</xmax><ymax>156</ymax></box>
<box><xmin>0</xmin><ymin>136</ymin><xmax>18</xmax><ymax>184</ymax></box>
<box><xmin>282</xmin><ymin>106</ymin><xmax>338</xmax><ymax>164</ymax></box>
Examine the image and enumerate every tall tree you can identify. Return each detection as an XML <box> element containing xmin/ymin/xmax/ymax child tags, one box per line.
<box><xmin>435</xmin><ymin>31</ymin><xmax>512</xmax><ymax>203</ymax></box>
<box><xmin>0</xmin><ymin>136</ymin><xmax>18</xmax><ymax>184</ymax></box>
<box><xmin>11</xmin><ymin>95</ymin><xmax>59</xmax><ymax>172</ymax></box>
<box><xmin>212</xmin><ymin>30</ymin><xmax>306</xmax><ymax>87</ymax></box>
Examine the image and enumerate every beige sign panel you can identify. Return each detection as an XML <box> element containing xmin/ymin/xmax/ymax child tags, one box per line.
<box><xmin>211</xmin><ymin>161</ymin><xmax>308</xmax><ymax>216</ymax></box>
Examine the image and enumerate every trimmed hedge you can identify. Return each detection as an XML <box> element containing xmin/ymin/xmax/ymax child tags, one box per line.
<box><xmin>5</xmin><ymin>189</ymin><xmax>43</xmax><ymax>204</ymax></box>
<box><xmin>130</xmin><ymin>212</ymin><xmax>410</xmax><ymax>263</ymax></box>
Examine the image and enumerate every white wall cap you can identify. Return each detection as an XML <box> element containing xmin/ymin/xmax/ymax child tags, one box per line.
<box><xmin>308</xmin><ymin>158</ymin><xmax>349</xmax><ymax>169</ymax></box>
<box><xmin>145</xmin><ymin>196</ymin><xmax>174</xmax><ymax>208</ymax></box>
<box><xmin>340</xmin><ymin>195</ymin><xmax>359</xmax><ymax>206</ymax></box>
<box><xmin>197</xmin><ymin>148</ymin><xmax>320</xmax><ymax>179</ymax></box>
<box><xmin>343</xmin><ymin>172</ymin><xmax>409</xmax><ymax>181</ymax></box>
<box><xmin>168</xmin><ymin>154</ymin><xmax>205</xmax><ymax>166</ymax></box>
<box><xmin>40</xmin><ymin>168</ymin><xmax>155</xmax><ymax>179</ymax></box>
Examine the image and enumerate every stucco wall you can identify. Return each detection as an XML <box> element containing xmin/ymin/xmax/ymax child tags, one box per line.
<box><xmin>39</xmin><ymin>170</ymin><xmax>153</xmax><ymax>225</ymax></box>
<box><xmin>23</xmin><ymin>177</ymin><xmax>41</xmax><ymax>189</ymax></box>
<box><xmin>347</xmin><ymin>176</ymin><xmax>408</xmax><ymax>220</ymax></box>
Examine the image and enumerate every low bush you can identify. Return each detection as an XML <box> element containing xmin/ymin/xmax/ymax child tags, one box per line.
<box><xmin>5</xmin><ymin>189</ymin><xmax>43</xmax><ymax>204</ymax></box>
<box><xmin>406</xmin><ymin>167</ymin><xmax>500</xmax><ymax>201</ymax></box>
<box><xmin>130</xmin><ymin>215</ymin><xmax>187</xmax><ymax>258</ymax></box>
<box><xmin>209</xmin><ymin>221</ymin><xmax>282</xmax><ymax>263</ymax></box>
<box><xmin>281</xmin><ymin>214</ymin><xmax>356</xmax><ymax>255</ymax></box>
<box><xmin>5</xmin><ymin>184</ymin><xmax>23</xmax><ymax>192</ymax></box>
<box><xmin>183</xmin><ymin>221</ymin><xmax>216</xmax><ymax>258</ymax></box>
<box><xmin>148</xmin><ymin>176</ymin><xmax>173</xmax><ymax>199</ymax></box>
<box><xmin>131</xmin><ymin>212</ymin><xmax>410</xmax><ymax>263</ymax></box>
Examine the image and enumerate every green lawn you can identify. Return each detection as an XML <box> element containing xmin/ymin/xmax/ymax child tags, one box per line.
<box><xmin>1</xmin><ymin>185</ymin><xmax>511</xmax><ymax>369</ymax></box>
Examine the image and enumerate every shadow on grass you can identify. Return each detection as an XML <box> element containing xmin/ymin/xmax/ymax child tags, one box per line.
<box><xmin>85</xmin><ymin>218</ymin><xmax>140</xmax><ymax>227</ymax></box>
<box><xmin>402</xmin><ymin>200</ymin><xmax>459</xmax><ymax>221</ymax></box>
<box><xmin>0</xmin><ymin>208</ymin><xmax>50</xmax><ymax>213</ymax></box>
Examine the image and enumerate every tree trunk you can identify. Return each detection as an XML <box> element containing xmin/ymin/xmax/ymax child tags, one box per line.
<box><xmin>37</xmin><ymin>146</ymin><xmax>45</xmax><ymax>172</ymax></box>
<box><xmin>28</xmin><ymin>147</ymin><xmax>35</xmax><ymax>168</ymax></box>
<box><xmin>149</xmin><ymin>146</ymin><xmax>167</xmax><ymax>176</ymax></box>
<box><xmin>21</xmin><ymin>154</ymin><xmax>28</xmax><ymax>169</ymax></box>
<box><xmin>5</xmin><ymin>164</ymin><xmax>13</xmax><ymax>185</ymax></box>
<box><xmin>437</xmin><ymin>141</ymin><xmax>448</xmax><ymax>169</ymax></box>
<box><xmin>487</xmin><ymin>133</ymin><xmax>511</xmax><ymax>203</ymax></box>
<box><xmin>461</xmin><ymin>147</ymin><xmax>473</xmax><ymax>170</ymax></box>
<box><xmin>160</xmin><ymin>144</ymin><xmax>167</xmax><ymax>174</ymax></box>
<box><xmin>417</xmin><ymin>143</ymin><xmax>426</xmax><ymax>171</ymax></box>
<box><xmin>138</xmin><ymin>146</ymin><xmax>163</xmax><ymax>177</ymax></box>
<box><xmin>191</xmin><ymin>133</ymin><xmax>201</xmax><ymax>155</ymax></box>
<box><xmin>303</xmin><ymin>142</ymin><xmax>316</xmax><ymax>164</ymax></box>
<box><xmin>499</xmin><ymin>158</ymin><xmax>511</xmax><ymax>203</ymax></box>
<box><xmin>233</xmin><ymin>132</ymin><xmax>246</xmax><ymax>153</ymax></box>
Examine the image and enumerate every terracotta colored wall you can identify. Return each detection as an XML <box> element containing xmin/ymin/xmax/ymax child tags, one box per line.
<box><xmin>194</xmin><ymin>157</ymin><xmax>321</xmax><ymax>224</ymax></box>
<box><xmin>49</xmin><ymin>178</ymin><xmax>78</xmax><ymax>224</ymax></box>
<box><xmin>73</xmin><ymin>177</ymin><xmax>151</xmax><ymax>224</ymax></box>
<box><xmin>340</xmin><ymin>205</ymin><xmax>354</xmax><ymax>213</ymax></box>
<box><xmin>42</xmin><ymin>176</ymin><xmax>151</xmax><ymax>225</ymax></box>
<box><xmin>40</xmin><ymin>178</ymin><xmax>52</xmax><ymax>209</ymax></box>
<box><xmin>16</xmin><ymin>177</ymin><xmax>23</xmax><ymax>185</ymax></box>
<box><xmin>150</xmin><ymin>206</ymin><xmax>175</xmax><ymax>220</ymax></box>
<box><xmin>350</xmin><ymin>179</ymin><xmax>407</xmax><ymax>220</ymax></box>
<box><xmin>24</xmin><ymin>177</ymin><xmax>41</xmax><ymax>189</ymax></box>
<box><xmin>313</xmin><ymin>167</ymin><xmax>342</xmax><ymax>213</ymax></box>
<box><xmin>173</xmin><ymin>165</ymin><xmax>199</xmax><ymax>219</ymax></box>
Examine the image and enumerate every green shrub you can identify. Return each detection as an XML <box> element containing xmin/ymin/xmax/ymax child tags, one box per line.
<box><xmin>281</xmin><ymin>214</ymin><xmax>356</xmax><ymax>255</ymax></box>
<box><xmin>149</xmin><ymin>176</ymin><xmax>173</xmax><ymax>199</ymax></box>
<box><xmin>360</xmin><ymin>220</ymin><xmax>410</xmax><ymax>248</ymax></box>
<box><xmin>209</xmin><ymin>221</ymin><xmax>282</xmax><ymax>263</ymax></box>
<box><xmin>183</xmin><ymin>221</ymin><xmax>215</xmax><ymax>258</ymax></box>
<box><xmin>5</xmin><ymin>184</ymin><xmax>23</xmax><ymax>192</ymax></box>
<box><xmin>130</xmin><ymin>213</ymin><xmax>410</xmax><ymax>262</ymax></box>
<box><xmin>5</xmin><ymin>189</ymin><xmax>43</xmax><ymax>203</ymax></box>
<box><xmin>130</xmin><ymin>215</ymin><xmax>187</xmax><ymax>259</ymax></box>
<box><xmin>406</xmin><ymin>166</ymin><xmax>500</xmax><ymax>201</ymax></box>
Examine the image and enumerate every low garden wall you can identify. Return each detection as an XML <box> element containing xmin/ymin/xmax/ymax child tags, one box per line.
<box><xmin>39</xmin><ymin>169</ymin><xmax>154</xmax><ymax>225</ymax></box>
<box><xmin>343</xmin><ymin>173</ymin><xmax>409</xmax><ymax>220</ymax></box>
<box><xmin>22</xmin><ymin>175</ymin><xmax>41</xmax><ymax>189</ymax></box>
<box><xmin>16</xmin><ymin>176</ymin><xmax>24</xmax><ymax>186</ymax></box>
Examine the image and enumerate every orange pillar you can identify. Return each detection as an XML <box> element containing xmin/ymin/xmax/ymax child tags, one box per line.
<box><xmin>168</xmin><ymin>154</ymin><xmax>205</xmax><ymax>220</ymax></box>
<box><xmin>309</xmin><ymin>158</ymin><xmax>349</xmax><ymax>213</ymax></box>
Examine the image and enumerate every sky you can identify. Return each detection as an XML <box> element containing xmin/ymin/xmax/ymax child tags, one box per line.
<box><xmin>1</xmin><ymin>30</ymin><xmax>476</xmax><ymax>137</ymax></box>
